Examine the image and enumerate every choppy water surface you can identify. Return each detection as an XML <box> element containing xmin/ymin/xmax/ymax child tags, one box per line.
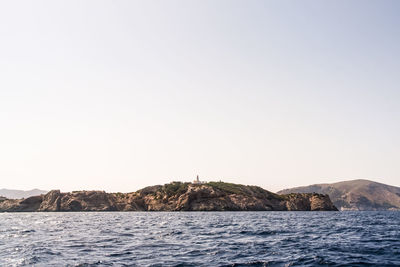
<box><xmin>0</xmin><ymin>212</ymin><xmax>399</xmax><ymax>266</ymax></box>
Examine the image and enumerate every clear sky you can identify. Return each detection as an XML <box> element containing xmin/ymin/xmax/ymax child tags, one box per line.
<box><xmin>1</xmin><ymin>1</ymin><xmax>399</xmax><ymax>192</ymax></box>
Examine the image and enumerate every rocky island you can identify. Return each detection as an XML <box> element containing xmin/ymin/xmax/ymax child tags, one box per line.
<box><xmin>0</xmin><ymin>182</ymin><xmax>338</xmax><ymax>212</ymax></box>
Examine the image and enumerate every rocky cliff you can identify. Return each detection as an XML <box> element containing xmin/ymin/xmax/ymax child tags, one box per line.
<box><xmin>0</xmin><ymin>182</ymin><xmax>338</xmax><ymax>212</ymax></box>
<box><xmin>278</xmin><ymin>179</ymin><xmax>400</xmax><ymax>211</ymax></box>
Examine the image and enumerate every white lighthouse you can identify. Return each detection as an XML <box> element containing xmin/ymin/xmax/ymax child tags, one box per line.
<box><xmin>193</xmin><ymin>175</ymin><xmax>205</xmax><ymax>184</ymax></box>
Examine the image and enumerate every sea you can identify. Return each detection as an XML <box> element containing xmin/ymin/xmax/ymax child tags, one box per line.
<box><xmin>0</xmin><ymin>211</ymin><xmax>399</xmax><ymax>266</ymax></box>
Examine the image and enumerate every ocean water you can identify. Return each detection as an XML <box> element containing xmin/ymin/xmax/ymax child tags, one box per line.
<box><xmin>0</xmin><ymin>212</ymin><xmax>399</xmax><ymax>266</ymax></box>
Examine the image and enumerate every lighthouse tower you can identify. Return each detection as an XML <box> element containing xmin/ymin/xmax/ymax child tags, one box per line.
<box><xmin>193</xmin><ymin>175</ymin><xmax>203</xmax><ymax>184</ymax></box>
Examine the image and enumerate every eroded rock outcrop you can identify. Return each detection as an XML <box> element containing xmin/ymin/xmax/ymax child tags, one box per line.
<box><xmin>39</xmin><ymin>190</ymin><xmax>61</xmax><ymax>211</ymax></box>
<box><xmin>283</xmin><ymin>193</ymin><xmax>338</xmax><ymax>211</ymax></box>
<box><xmin>38</xmin><ymin>190</ymin><xmax>118</xmax><ymax>211</ymax></box>
<box><xmin>0</xmin><ymin>182</ymin><xmax>338</xmax><ymax>212</ymax></box>
<box><xmin>0</xmin><ymin>195</ymin><xmax>43</xmax><ymax>212</ymax></box>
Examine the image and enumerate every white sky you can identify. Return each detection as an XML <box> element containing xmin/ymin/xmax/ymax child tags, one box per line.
<box><xmin>1</xmin><ymin>1</ymin><xmax>400</xmax><ymax>192</ymax></box>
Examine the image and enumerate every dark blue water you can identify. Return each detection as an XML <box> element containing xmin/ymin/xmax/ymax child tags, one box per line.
<box><xmin>0</xmin><ymin>212</ymin><xmax>399</xmax><ymax>266</ymax></box>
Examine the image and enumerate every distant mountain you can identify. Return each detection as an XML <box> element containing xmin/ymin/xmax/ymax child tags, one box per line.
<box><xmin>277</xmin><ymin>179</ymin><xmax>400</xmax><ymax>211</ymax></box>
<box><xmin>0</xmin><ymin>189</ymin><xmax>48</xmax><ymax>199</ymax></box>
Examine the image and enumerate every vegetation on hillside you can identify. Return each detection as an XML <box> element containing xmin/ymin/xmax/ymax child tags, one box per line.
<box><xmin>206</xmin><ymin>181</ymin><xmax>245</xmax><ymax>194</ymax></box>
<box><xmin>159</xmin><ymin>182</ymin><xmax>190</xmax><ymax>197</ymax></box>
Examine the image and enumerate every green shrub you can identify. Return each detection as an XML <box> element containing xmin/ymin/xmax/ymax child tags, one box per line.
<box><xmin>206</xmin><ymin>181</ymin><xmax>247</xmax><ymax>195</ymax></box>
<box><xmin>161</xmin><ymin>182</ymin><xmax>189</xmax><ymax>197</ymax></box>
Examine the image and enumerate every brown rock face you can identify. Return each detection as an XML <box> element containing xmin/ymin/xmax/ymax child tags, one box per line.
<box><xmin>38</xmin><ymin>190</ymin><xmax>118</xmax><ymax>211</ymax></box>
<box><xmin>0</xmin><ymin>196</ymin><xmax>43</xmax><ymax>212</ymax></box>
<box><xmin>283</xmin><ymin>193</ymin><xmax>338</xmax><ymax>211</ymax></box>
<box><xmin>39</xmin><ymin>190</ymin><xmax>61</xmax><ymax>211</ymax></box>
<box><xmin>0</xmin><ymin>182</ymin><xmax>338</xmax><ymax>212</ymax></box>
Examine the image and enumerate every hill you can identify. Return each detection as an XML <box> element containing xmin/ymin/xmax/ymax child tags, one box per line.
<box><xmin>0</xmin><ymin>182</ymin><xmax>337</xmax><ymax>212</ymax></box>
<box><xmin>0</xmin><ymin>189</ymin><xmax>48</xmax><ymax>199</ymax></box>
<box><xmin>277</xmin><ymin>179</ymin><xmax>400</xmax><ymax>211</ymax></box>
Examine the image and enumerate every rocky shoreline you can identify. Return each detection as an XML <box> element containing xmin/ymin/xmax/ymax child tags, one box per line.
<box><xmin>0</xmin><ymin>182</ymin><xmax>338</xmax><ymax>212</ymax></box>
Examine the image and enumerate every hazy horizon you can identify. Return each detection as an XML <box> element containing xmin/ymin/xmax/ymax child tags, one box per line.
<box><xmin>1</xmin><ymin>1</ymin><xmax>400</xmax><ymax>193</ymax></box>
<box><xmin>1</xmin><ymin>178</ymin><xmax>399</xmax><ymax>195</ymax></box>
